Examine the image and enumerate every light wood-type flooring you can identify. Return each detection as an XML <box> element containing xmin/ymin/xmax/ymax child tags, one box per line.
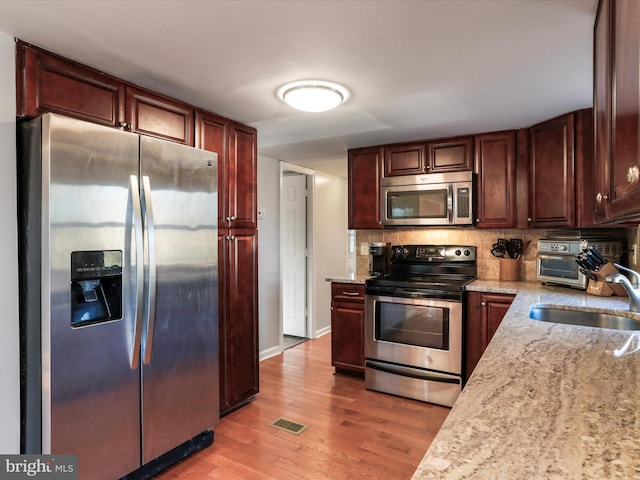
<box><xmin>155</xmin><ymin>334</ymin><xmax>449</xmax><ymax>479</ymax></box>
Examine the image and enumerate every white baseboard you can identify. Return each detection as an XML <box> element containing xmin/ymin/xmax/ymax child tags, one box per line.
<box><xmin>314</xmin><ymin>325</ymin><xmax>331</xmax><ymax>338</ymax></box>
<box><xmin>259</xmin><ymin>345</ymin><xmax>282</xmax><ymax>362</ymax></box>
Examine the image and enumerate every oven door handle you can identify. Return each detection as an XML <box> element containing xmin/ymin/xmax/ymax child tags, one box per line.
<box><xmin>365</xmin><ymin>360</ymin><xmax>461</xmax><ymax>384</ymax></box>
<box><xmin>537</xmin><ymin>253</ymin><xmax>575</xmax><ymax>261</ymax></box>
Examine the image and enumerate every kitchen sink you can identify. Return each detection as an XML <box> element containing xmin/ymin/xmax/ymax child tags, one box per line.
<box><xmin>528</xmin><ymin>306</ymin><xmax>640</xmax><ymax>331</ymax></box>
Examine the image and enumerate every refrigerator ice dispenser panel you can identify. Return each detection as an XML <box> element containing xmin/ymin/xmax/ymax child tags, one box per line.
<box><xmin>70</xmin><ymin>250</ymin><xmax>122</xmax><ymax>327</ymax></box>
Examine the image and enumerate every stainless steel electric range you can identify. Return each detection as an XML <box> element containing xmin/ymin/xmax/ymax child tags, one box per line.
<box><xmin>364</xmin><ymin>244</ymin><xmax>477</xmax><ymax>407</ymax></box>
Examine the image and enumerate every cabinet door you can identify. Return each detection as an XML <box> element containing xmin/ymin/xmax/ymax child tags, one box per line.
<box><xmin>348</xmin><ymin>147</ymin><xmax>384</xmax><ymax>229</ymax></box>
<box><xmin>227</xmin><ymin>122</ymin><xmax>258</xmax><ymax>230</ymax></box>
<box><xmin>221</xmin><ymin>231</ymin><xmax>259</xmax><ymax>413</ymax></box>
<box><xmin>528</xmin><ymin>113</ymin><xmax>575</xmax><ymax>227</ymax></box>
<box><xmin>594</xmin><ymin>0</ymin><xmax>612</xmax><ymax>223</ymax></box>
<box><xmin>196</xmin><ymin>111</ymin><xmax>229</xmax><ymax>228</ymax></box>
<box><xmin>330</xmin><ymin>283</ymin><xmax>365</xmax><ymax>375</ymax></box>
<box><xmin>16</xmin><ymin>41</ymin><xmax>125</xmax><ymax>127</ymax></box>
<box><xmin>465</xmin><ymin>292</ymin><xmax>514</xmax><ymax>382</ymax></box>
<box><xmin>125</xmin><ymin>85</ymin><xmax>194</xmax><ymax>145</ymax></box>
<box><xmin>384</xmin><ymin>142</ymin><xmax>427</xmax><ymax>176</ymax></box>
<box><xmin>474</xmin><ymin>131</ymin><xmax>516</xmax><ymax>228</ymax></box>
<box><xmin>427</xmin><ymin>136</ymin><xmax>473</xmax><ymax>173</ymax></box>
<box><xmin>606</xmin><ymin>0</ymin><xmax>640</xmax><ymax>222</ymax></box>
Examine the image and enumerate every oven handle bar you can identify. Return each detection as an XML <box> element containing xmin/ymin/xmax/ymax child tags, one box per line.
<box><xmin>365</xmin><ymin>359</ymin><xmax>461</xmax><ymax>384</ymax></box>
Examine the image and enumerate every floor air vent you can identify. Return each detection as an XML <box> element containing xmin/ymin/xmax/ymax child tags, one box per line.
<box><xmin>270</xmin><ymin>417</ymin><xmax>309</xmax><ymax>435</ymax></box>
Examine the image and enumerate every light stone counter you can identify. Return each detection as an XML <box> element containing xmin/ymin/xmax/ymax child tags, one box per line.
<box><xmin>325</xmin><ymin>274</ymin><xmax>370</xmax><ymax>285</ymax></box>
<box><xmin>413</xmin><ymin>282</ymin><xmax>640</xmax><ymax>479</ymax></box>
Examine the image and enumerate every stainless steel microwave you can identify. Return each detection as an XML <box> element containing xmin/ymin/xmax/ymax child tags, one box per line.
<box><xmin>380</xmin><ymin>171</ymin><xmax>473</xmax><ymax>226</ymax></box>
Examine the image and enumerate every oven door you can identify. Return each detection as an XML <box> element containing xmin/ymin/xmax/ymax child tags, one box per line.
<box><xmin>365</xmin><ymin>294</ymin><xmax>462</xmax><ymax>373</ymax></box>
<box><xmin>364</xmin><ymin>294</ymin><xmax>462</xmax><ymax>406</ymax></box>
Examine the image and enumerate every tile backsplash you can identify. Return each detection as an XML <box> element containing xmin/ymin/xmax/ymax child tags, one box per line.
<box><xmin>353</xmin><ymin>227</ymin><xmax>637</xmax><ymax>281</ymax></box>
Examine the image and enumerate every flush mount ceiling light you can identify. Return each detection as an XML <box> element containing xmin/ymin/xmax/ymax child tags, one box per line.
<box><xmin>277</xmin><ymin>80</ymin><xmax>350</xmax><ymax>112</ymax></box>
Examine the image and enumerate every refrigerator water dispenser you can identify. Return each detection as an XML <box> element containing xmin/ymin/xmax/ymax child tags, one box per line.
<box><xmin>70</xmin><ymin>250</ymin><xmax>122</xmax><ymax>327</ymax></box>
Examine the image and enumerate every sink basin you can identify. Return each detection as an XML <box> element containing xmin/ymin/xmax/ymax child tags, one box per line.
<box><xmin>528</xmin><ymin>306</ymin><xmax>640</xmax><ymax>331</ymax></box>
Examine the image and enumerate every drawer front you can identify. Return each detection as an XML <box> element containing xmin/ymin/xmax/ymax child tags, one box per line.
<box><xmin>331</xmin><ymin>283</ymin><xmax>365</xmax><ymax>304</ymax></box>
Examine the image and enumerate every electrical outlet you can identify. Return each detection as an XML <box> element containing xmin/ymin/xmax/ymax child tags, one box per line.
<box><xmin>360</xmin><ymin>242</ymin><xmax>369</xmax><ymax>256</ymax></box>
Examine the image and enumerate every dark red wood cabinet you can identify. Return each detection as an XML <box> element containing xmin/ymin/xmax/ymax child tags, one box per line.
<box><xmin>474</xmin><ymin>130</ymin><xmax>517</xmax><ymax>228</ymax></box>
<box><xmin>330</xmin><ymin>283</ymin><xmax>365</xmax><ymax>376</ymax></box>
<box><xmin>348</xmin><ymin>147</ymin><xmax>384</xmax><ymax>230</ymax></box>
<box><xmin>593</xmin><ymin>0</ymin><xmax>640</xmax><ymax>224</ymax></box>
<box><xmin>383</xmin><ymin>136</ymin><xmax>473</xmax><ymax>177</ymax></box>
<box><xmin>465</xmin><ymin>291</ymin><xmax>514</xmax><ymax>382</ymax></box>
<box><xmin>125</xmin><ymin>85</ymin><xmax>194</xmax><ymax>145</ymax></box>
<box><xmin>427</xmin><ymin>136</ymin><xmax>473</xmax><ymax>173</ymax></box>
<box><xmin>219</xmin><ymin>231</ymin><xmax>259</xmax><ymax>412</ymax></box>
<box><xmin>197</xmin><ymin>112</ymin><xmax>259</xmax><ymax>415</ymax></box>
<box><xmin>16</xmin><ymin>41</ymin><xmax>125</xmax><ymax>128</ymax></box>
<box><xmin>226</xmin><ymin>121</ymin><xmax>258</xmax><ymax>231</ymax></box>
<box><xmin>528</xmin><ymin>112</ymin><xmax>576</xmax><ymax>228</ymax></box>
<box><xmin>384</xmin><ymin>142</ymin><xmax>427</xmax><ymax>176</ymax></box>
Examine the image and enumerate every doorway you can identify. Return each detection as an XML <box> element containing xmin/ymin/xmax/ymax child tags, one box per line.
<box><xmin>280</xmin><ymin>162</ymin><xmax>314</xmax><ymax>351</ymax></box>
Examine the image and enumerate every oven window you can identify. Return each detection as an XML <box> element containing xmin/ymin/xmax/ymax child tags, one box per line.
<box><xmin>387</xmin><ymin>190</ymin><xmax>448</xmax><ymax>220</ymax></box>
<box><xmin>539</xmin><ymin>258</ymin><xmax>579</xmax><ymax>280</ymax></box>
<box><xmin>374</xmin><ymin>301</ymin><xmax>449</xmax><ymax>350</ymax></box>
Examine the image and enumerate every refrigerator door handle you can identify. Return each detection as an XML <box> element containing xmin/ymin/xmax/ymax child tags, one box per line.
<box><xmin>129</xmin><ymin>174</ymin><xmax>145</xmax><ymax>369</ymax></box>
<box><xmin>141</xmin><ymin>175</ymin><xmax>157</xmax><ymax>365</ymax></box>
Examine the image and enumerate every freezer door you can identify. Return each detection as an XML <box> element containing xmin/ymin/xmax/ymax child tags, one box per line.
<box><xmin>37</xmin><ymin>114</ymin><xmax>142</xmax><ymax>479</ymax></box>
<box><xmin>139</xmin><ymin>136</ymin><xmax>219</xmax><ymax>463</ymax></box>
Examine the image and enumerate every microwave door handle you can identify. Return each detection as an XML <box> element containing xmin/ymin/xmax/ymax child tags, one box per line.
<box><xmin>448</xmin><ymin>184</ymin><xmax>454</xmax><ymax>224</ymax></box>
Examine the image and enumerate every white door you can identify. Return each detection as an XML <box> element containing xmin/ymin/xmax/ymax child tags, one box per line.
<box><xmin>282</xmin><ymin>173</ymin><xmax>307</xmax><ymax>337</ymax></box>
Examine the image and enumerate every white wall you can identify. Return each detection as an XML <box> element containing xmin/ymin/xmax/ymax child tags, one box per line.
<box><xmin>311</xmin><ymin>172</ymin><xmax>348</xmax><ymax>336</ymax></box>
<box><xmin>0</xmin><ymin>33</ymin><xmax>20</xmax><ymax>453</ymax></box>
<box><xmin>257</xmin><ymin>155</ymin><xmax>348</xmax><ymax>358</ymax></box>
<box><xmin>257</xmin><ymin>155</ymin><xmax>281</xmax><ymax>358</ymax></box>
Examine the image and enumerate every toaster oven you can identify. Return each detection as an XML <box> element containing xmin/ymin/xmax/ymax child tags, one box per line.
<box><xmin>536</xmin><ymin>239</ymin><xmax>622</xmax><ymax>289</ymax></box>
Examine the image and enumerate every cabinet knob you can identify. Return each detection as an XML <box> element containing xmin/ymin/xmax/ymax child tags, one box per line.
<box><xmin>423</xmin><ymin>165</ymin><xmax>431</xmax><ymax>172</ymax></box>
<box><xmin>481</xmin><ymin>301</ymin><xmax>487</xmax><ymax>306</ymax></box>
<box><xmin>118</xmin><ymin>121</ymin><xmax>130</xmax><ymax>130</ymax></box>
<box><xmin>226</xmin><ymin>215</ymin><xmax>237</xmax><ymax>222</ymax></box>
<box><xmin>596</xmin><ymin>192</ymin><xmax>609</xmax><ymax>204</ymax></box>
<box><xmin>527</xmin><ymin>217</ymin><xmax>532</xmax><ymax>222</ymax></box>
<box><xmin>627</xmin><ymin>165</ymin><xmax>640</xmax><ymax>184</ymax></box>
<box><xmin>226</xmin><ymin>235</ymin><xmax>235</xmax><ymax>241</ymax></box>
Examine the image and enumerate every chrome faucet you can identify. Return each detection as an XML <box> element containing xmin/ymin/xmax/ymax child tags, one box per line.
<box><xmin>605</xmin><ymin>263</ymin><xmax>640</xmax><ymax>313</ymax></box>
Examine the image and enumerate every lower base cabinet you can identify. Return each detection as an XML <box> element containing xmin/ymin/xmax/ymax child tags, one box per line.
<box><xmin>330</xmin><ymin>283</ymin><xmax>365</xmax><ymax>376</ymax></box>
<box><xmin>465</xmin><ymin>291</ymin><xmax>515</xmax><ymax>382</ymax></box>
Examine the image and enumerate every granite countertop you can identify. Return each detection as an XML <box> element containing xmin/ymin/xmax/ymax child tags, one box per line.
<box><xmin>325</xmin><ymin>274</ymin><xmax>370</xmax><ymax>284</ymax></box>
<box><xmin>413</xmin><ymin>282</ymin><xmax>640</xmax><ymax>479</ymax></box>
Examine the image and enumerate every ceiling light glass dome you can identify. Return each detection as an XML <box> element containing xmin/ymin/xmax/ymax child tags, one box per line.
<box><xmin>278</xmin><ymin>80</ymin><xmax>350</xmax><ymax>112</ymax></box>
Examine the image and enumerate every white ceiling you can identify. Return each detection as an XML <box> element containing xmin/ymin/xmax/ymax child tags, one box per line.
<box><xmin>0</xmin><ymin>0</ymin><xmax>598</xmax><ymax>178</ymax></box>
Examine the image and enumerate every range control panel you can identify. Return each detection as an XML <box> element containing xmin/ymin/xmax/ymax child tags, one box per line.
<box><xmin>391</xmin><ymin>245</ymin><xmax>476</xmax><ymax>262</ymax></box>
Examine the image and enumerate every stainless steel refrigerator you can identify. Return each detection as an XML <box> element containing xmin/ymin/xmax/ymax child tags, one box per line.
<box><xmin>18</xmin><ymin>113</ymin><xmax>219</xmax><ymax>479</ymax></box>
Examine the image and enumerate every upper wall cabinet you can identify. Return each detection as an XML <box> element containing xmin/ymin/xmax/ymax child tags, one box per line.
<box><xmin>16</xmin><ymin>41</ymin><xmax>126</xmax><ymax>128</ymax></box>
<box><xmin>225</xmin><ymin>121</ymin><xmax>258</xmax><ymax>230</ymax></box>
<box><xmin>348</xmin><ymin>147</ymin><xmax>384</xmax><ymax>230</ymax></box>
<box><xmin>474</xmin><ymin>130</ymin><xmax>517</xmax><ymax>228</ymax></box>
<box><xmin>528</xmin><ymin>113</ymin><xmax>576</xmax><ymax>228</ymax></box>
<box><xmin>593</xmin><ymin>0</ymin><xmax>640</xmax><ymax>224</ymax></box>
<box><xmin>384</xmin><ymin>136</ymin><xmax>472</xmax><ymax>176</ymax></box>
<box><xmin>17</xmin><ymin>41</ymin><xmax>196</xmax><ymax>146</ymax></box>
<box><xmin>125</xmin><ymin>86</ymin><xmax>194</xmax><ymax>146</ymax></box>
<box><xmin>528</xmin><ymin>109</ymin><xmax>596</xmax><ymax>228</ymax></box>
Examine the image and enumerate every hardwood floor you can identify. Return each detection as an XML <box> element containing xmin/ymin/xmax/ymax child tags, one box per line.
<box><xmin>155</xmin><ymin>334</ymin><xmax>449</xmax><ymax>479</ymax></box>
